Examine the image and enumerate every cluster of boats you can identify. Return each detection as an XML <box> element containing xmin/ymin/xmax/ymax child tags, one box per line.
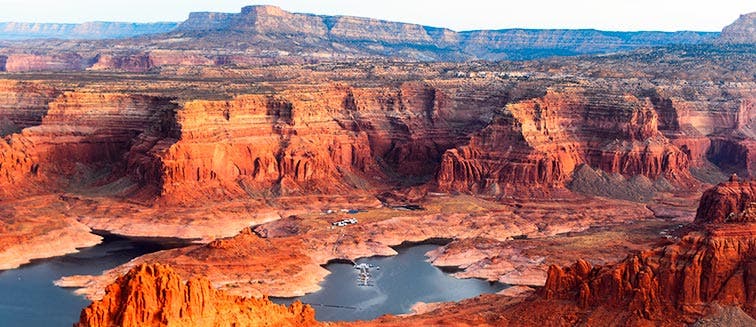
<box><xmin>353</xmin><ymin>263</ymin><xmax>379</xmax><ymax>287</ymax></box>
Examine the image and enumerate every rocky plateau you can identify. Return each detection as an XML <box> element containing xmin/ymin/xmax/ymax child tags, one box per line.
<box><xmin>0</xmin><ymin>5</ymin><xmax>754</xmax><ymax>327</ymax></box>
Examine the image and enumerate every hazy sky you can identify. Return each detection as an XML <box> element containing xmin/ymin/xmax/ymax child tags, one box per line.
<box><xmin>0</xmin><ymin>0</ymin><xmax>752</xmax><ymax>32</ymax></box>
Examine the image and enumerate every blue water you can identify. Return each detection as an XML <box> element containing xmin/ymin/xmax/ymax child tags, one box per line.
<box><xmin>0</xmin><ymin>241</ymin><xmax>505</xmax><ymax>325</ymax></box>
<box><xmin>0</xmin><ymin>237</ymin><xmax>169</xmax><ymax>327</ymax></box>
<box><xmin>274</xmin><ymin>244</ymin><xmax>507</xmax><ymax>322</ymax></box>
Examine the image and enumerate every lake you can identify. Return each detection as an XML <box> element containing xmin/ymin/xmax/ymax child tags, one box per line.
<box><xmin>0</xmin><ymin>236</ymin><xmax>170</xmax><ymax>327</ymax></box>
<box><xmin>274</xmin><ymin>243</ymin><xmax>507</xmax><ymax>322</ymax></box>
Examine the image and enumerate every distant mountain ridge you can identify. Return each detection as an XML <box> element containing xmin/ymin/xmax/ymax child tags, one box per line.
<box><xmin>0</xmin><ymin>5</ymin><xmax>751</xmax><ymax>67</ymax></box>
<box><xmin>0</xmin><ymin>21</ymin><xmax>178</xmax><ymax>40</ymax></box>
<box><xmin>168</xmin><ymin>5</ymin><xmax>719</xmax><ymax>60</ymax></box>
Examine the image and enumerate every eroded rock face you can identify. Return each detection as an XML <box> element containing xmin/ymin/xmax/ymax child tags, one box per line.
<box><xmin>720</xmin><ymin>12</ymin><xmax>756</xmax><ymax>44</ymax></box>
<box><xmin>695</xmin><ymin>177</ymin><xmax>756</xmax><ymax>223</ymax></box>
<box><xmin>531</xmin><ymin>181</ymin><xmax>756</xmax><ymax>324</ymax></box>
<box><xmin>0</xmin><ymin>91</ymin><xmax>177</xmax><ymax>197</ymax></box>
<box><xmin>138</xmin><ymin>82</ymin><xmax>497</xmax><ymax>203</ymax></box>
<box><xmin>436</xmin><ymin>87</ymin><xmax>694</xmax><ymax>195</ymax></box>
<box><xmin>75</xmin><ymin>263</ymin><xmax>319</xmax><ymax>327</ymax></box>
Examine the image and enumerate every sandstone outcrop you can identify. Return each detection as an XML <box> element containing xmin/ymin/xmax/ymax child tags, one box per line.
<box><xmin>0</xmin><ymin>91</ymin><xmax>177</xmax><ymax>197</ymax></box>
<box><xmin>75</xmin><ymin>263</ymin><xmax>319</xmax><ymax>327</ymax></box>
<box><xmin>437</xmin><ymin>87</ymin><xmax>694</xmax><ymax>195</ymax></box>
<box><xmin>695</xmin><ymin>176</ymin><xmax>756</xmax><ymax>223</ymax></box>
<box><xmin>719</xmin><ymin>12</ymin><xmax>756</xmax><ymax>44</ymax></box>
<box><xmin>525</xmin><ymin>180</ymin><xmax>756</xmax><ymax>324</ymax></box>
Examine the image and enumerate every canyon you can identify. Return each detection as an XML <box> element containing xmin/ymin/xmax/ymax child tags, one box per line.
<box><xmin>0</xmin><ymin>5</ymin><xmax>754</xmax><ymax>327</ymax></box>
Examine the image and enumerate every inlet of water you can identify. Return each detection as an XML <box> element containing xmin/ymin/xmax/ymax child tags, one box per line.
<box><xmin>274</xmin><ymin>244</ymin><xmax>507</xmax><ymax>322</ymax></box>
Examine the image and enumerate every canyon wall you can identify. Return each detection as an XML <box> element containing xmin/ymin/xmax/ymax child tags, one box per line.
<box><xmin>437</xmin><ymin>80</ymin><xmax>755</xmax><ymax>197</ymax></box>
<box><xmin>0</xmin><ymin>80</ymin><xmax>61</xmax><ymax>134</ymax></box>
<box><xmin>436</xmin><ymin>86</ymin><xmax>693</xmax><ymax>195</ymax></box>
<box><xmin>145</xmin><ymin>82</ymin><xmax>499</xmax><ymax>203</ymax></box>
<box><xmin>75</xmin><ymin>264</ymin><xmax>319</xmax><ymax>327</ymax></box>
<box><xmin>523</xmin><ymin>180</ymin><xmax>756</xmax><ymax>325</ymax></box>
<box><xmin>0</xmin><ymin>76</ymin><xmax>752</xmax><ymax>202</ymax></box>
<box><xmin>0</xmin><ymin>88</ymin><xmax>177</xmax><ymax>197</ymax></box>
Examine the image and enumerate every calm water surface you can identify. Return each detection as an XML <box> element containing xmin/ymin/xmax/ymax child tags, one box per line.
<box><xmin>0</xmin><ymin>236</ymin><xmax>168</xmax><ymax>327</ymax></box>
<box><xmin>274</xmin><ymin>244</ymin><xmax>507</xmax><ymax>321</ymax></box>
<box><xmin>0</xmin><ymin>240</ymin><xmax>504</xmax><ymax>325</ymax></box>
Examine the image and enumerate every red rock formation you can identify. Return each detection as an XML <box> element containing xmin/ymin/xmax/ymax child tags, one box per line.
<box><xmin>0</xmin><ymin>91</ymin><xmax>177</xmax><ymax>197</ymax></box>
<box><xmin>527</xmin><ymin>180</ymin><xmax>756</xmax><ymax>324</ymax></box>
<box><xmin>695</xmin><ymin>176</ymin><xmax>756</xmax><ymax>223</ymax></box>
<box><xmin>75</xmin><ymin>263</ymin><xmax>319</xmax><ymax>327</ymax></box>
<box><xmin>3</xmin><ymin>53</ymin><xmax>84</xmax><ymax>72</ymax></box>
<box><xmin>0</xmin><ymin>80</ymin><xmax>61</xmax><ymax>134</ymax></box>
<box><xmin>132</xmin><ymin>82</ymin><xmax>499</xmax><ymax>203</ymax></box>
<box><xmin>437</xmin><ymin>87</ymin><xmax>694</xmax><ymax>195</ymax></box>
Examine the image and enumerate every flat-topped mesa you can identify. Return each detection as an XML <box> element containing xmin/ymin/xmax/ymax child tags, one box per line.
<box><xmin>148</xmin><ymin>82</ymin><xmax>500</xmax><ymax>203</ymax></box>
<box><xmin>325</xmin><ymin>16</ymin><xmax>435</xmax><ymax>44</ymax></box>
<box><xmin>177</xmin><ymin>5</ymin><xmax>327</xmax><ymax>36</ymax></box>
<box><xmin>2</xmin><ymin>53</ymin><xmax>85</xmax><ymax>72</ymax></box>
<box><xmin>75</xmin><ymin>263</ymin><xmax>319</xmax><ymax>327</ymax></box>
<box><xmin>695</xmin><ymin>176</ymin><xmax>756</xmax><ymax>224</ymax></box>
<box><xmin>436</xmin><ymin>87</ymin><xmax>693</xmax><ymax>195</ymax></box>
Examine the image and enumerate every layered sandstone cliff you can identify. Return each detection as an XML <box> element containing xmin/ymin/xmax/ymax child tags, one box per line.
<box><xmin>436</xmin><ymin>87</ymin><xmax>694</xmax><ymax>195</ymax></box>
<box><xmin>131</xmin><ymin>81</ymin><xmax>498</xmax><ymax>203</ymax></box>
<box><xmin>523</xmin><ymin>180</ymin><xmax>756</xmax><ymax>325</ymax></box>
<box><xmin>0</xmin><ymin>75</ymin><xmax>752</xmax><ymax>203</ymax></box>
<box><xmin>0</xmin><ymin>90</ymin><xmax>177</xmax><ymax>197</ymax></box>
<box><xmin>75</xmin><ymin>263</ymin><xmax>319</xmax><ymax>327</ymax></box>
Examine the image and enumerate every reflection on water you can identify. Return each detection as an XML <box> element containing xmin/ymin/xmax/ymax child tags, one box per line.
<box><xmin>274</xmin><ymin>244</ymin><xmax>507</xmax><ymax>322</ymax></box>
<box><xmin>0</xmin><ymin>236</ymin><xmax>169</xmax><ymax>327</ymax></box>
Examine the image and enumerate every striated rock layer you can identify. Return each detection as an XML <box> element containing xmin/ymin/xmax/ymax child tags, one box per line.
<box><xmin>695</xmin><ymin>175</ymin><xmax>756</xmax><ymax>223</ymax></box>
<box><xmin>130</xmin><ymin>82</ymin><xmax>496</xmax><ymax>203</ymax></box>
<box><xmin>516</xmin><ymin>180</ymin><xmax>756</xmax><ymax>325</ymax></box>
<box><xmin>436</xmin><ymin>86</ymin><xmax>696</xmax><ymax>195</ymax></box>
<box><xmin>0</xmin><ymin>89</ymin><xmax>177</xmax><ymax>197</ymax></box>
<box><xmin>75</xmin><ymin>263</ymin><xmax>319</xmax><ymax>327</ymax></box>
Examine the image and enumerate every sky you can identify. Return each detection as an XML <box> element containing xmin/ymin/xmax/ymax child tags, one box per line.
<box><xmin>0</xmin><ymin>0</ymin><xmax>752</xmax><ymax>32</ymax></box>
